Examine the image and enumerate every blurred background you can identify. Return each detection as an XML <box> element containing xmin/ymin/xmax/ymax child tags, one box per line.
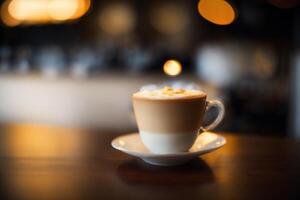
<box><xmin>0</xmin><ymin>0</ymin><xmax>300</xmax><ymax>137</ymax></box>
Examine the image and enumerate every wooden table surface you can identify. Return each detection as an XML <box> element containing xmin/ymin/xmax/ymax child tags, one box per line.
<box><xmin>1</xmin><ymin>124</ymin><xmax>300</xmax><ymax>200</ymax></box>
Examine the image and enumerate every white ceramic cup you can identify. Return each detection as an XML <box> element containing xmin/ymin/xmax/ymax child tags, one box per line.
<box><xmin>133</xmin><ymin>93</ymin><xmax>225</xmax><ymax>154</ymax></box>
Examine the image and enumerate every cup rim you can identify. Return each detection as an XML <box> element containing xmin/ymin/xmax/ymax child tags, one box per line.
<box><xmin>132</xmin><ymin>94</ymin><xmax>207</xmax><ymax>102</ymax></box>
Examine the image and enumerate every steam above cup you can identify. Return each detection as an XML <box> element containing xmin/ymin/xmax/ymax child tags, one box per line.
<box><xmin>132</xmin><ymin>87</ymin><xmax>225</xmax><ymax>154</ymax></box>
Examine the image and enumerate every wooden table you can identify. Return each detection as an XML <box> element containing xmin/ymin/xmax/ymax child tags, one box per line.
<box><xmin>1</xmin><ymin>124</ymin><xmax>300</xmax><ymax>200</ymax></box>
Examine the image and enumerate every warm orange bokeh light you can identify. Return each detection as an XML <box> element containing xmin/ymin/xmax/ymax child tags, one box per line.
<box><xmin>163</xmin><ymin>59</ymin><xmax>182</xmax><ymax>76</ymax></box>
<box><xmin>98</xmin><ymin>4</ymin><xmax>136</xmax><ymax>36</ymax></box>
<box><xmin>8</xmin><ymin>0</ymin><xmax>49</xmax><ymax>23</ymax></box>
<box><xmin>1</xmin><ymin>0</ymin><xmax>91</xmax><ymax>26</ymax></box>
<box><xmin>198</xmin><ymin>0</ymin><xmax>236</xmax><ymax>25</ymax></box>
<box><xmin>149</xmin><ymin>3</ymin><xmax>189</xmax><ymax>35</ymax></box>
<box><xmin>0</xmin><ymin>0</ymin><xmax>20</xmax><ymax>26</ymax></box>
<box><xmin>48</xmin><ymin>0</ymin><xmax>78</xmax><ymax>21</ymax></box>
<box><xmin>70</xmin><ymin>0</ymin><xmax>90</xmax><ymax>20</ymax></box>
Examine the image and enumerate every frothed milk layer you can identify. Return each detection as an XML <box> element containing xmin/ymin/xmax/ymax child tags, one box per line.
<box><xmin>133</xmin><ymin>86</ymin><xmax>206</xmax><ymax>99</ymax></box>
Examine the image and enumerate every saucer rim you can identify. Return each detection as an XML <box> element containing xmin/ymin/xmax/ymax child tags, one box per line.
<box><xmin>111</xmin><ymin>132</ymin><xmax>226</xmax><ymax>158</ymax></box>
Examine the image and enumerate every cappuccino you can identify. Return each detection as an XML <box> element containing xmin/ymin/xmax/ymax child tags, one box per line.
<box><xmin>133</xmin><ymin>86</ymin><xmax>224</xmax><ymax>154</ymax></box>
<box><xmin>133</xmin><ymin>86</ymin><xmax>206</xmax><ymax>99</ymax></box>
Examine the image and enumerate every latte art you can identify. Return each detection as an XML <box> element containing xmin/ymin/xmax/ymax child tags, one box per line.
<box><xmin>133</xmin><ymin>86</ymin><xmax>206</xmax><ymax>99</ymax></box>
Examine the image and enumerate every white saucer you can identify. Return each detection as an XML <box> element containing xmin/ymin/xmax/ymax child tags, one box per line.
<box><xmin>111</xmin><ymin>132</ymin><xmax>226</xmax><ymax>166</ymax></box>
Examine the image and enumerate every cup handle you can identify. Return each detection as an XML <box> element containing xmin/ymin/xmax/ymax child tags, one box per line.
<box><xmin>200</xmin><ymin>100</ymin><xmax>225</xmax><ymax>132</ymax></box>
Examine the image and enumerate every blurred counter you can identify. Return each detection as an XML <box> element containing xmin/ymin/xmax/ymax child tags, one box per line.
<box><xmin>0</xmin><ymin>73</ymin><xmax>211</xmax><ymax>131</ymax></box>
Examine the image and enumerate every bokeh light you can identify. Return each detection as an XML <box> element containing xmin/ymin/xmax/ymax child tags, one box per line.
<box><xmin>1</xmin><ymin>0</ymin><xmax>91</xmax><ymax>26</ymax></box>
<box><xmin>8</xmin><ymin>0</ymin><xmax>49</xmax><ymax>23</ymax></box>
<box><xmin>196</xmin><ymin>44</ymin><xmax>244</xmax><ymax>87</ymax></box>
<box><xmin>149</xmin><ymin>3</ymin><xmax>189</xmax><ymax>35</ymax></box>
<box><xmin>48</xmin><ymin>0</ymin><xmax>78</xmax><ymax>21</ymax></box>
<box><xmin>198</xmin><ymin>0</ymin><xmax>236</xmax><ymax>25</ymax></box>
<box><xmin>98</xmin><ymin>4</ymin><xmax>136</xmax><ymax>36</ymax></box>
<box><xmin>252</xmin><ymin>47</ymin><xmax>276</xmax><ymax>79</ymax></box>
<box><xmin>163</xmin><ymin>59</ymin><xmax>182</xmax><ymax>76</ymax></box>
<box><xmin>0</xmin><ymin>0</ymin><xmax>20</xmax><ymax>26</ymax></box>
<box><xmin>70</xmin><ymin>0</ymin><xmax>90</xmax><ymax>20</ymax></box>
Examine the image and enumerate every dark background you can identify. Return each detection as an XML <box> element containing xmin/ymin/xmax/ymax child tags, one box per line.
<box><xmin>1</xmin><ymin>0</ymin><xmax>300</xmax><ymax>136</ymax></box>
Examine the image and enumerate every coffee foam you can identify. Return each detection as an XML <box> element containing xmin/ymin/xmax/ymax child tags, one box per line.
<box><xmin>139</xmin><ymin>82</ymin><xmax>200</xmax><ymax>92</ymax></box>
<box><xmin>134</xmin><ymin>82</ymin><xmax>206</xmax><ymax>99</ymax></box>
